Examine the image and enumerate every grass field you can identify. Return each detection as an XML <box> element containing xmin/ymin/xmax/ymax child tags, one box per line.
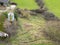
<box><xmin>44</xmin><ymin>0</ymin><xmax>60</xmax><ymax>19</ymax></box>
<box><xmin>9</xmin><ymin>15</ymin><xmax>55</xmax><ymax>45</ymax></box>
<box><xmin>0</xmin><ymin>0</ymin><xmax>60</xmax><ymax>45</ymax></box>
<box><xmin>0</xmin><ymin>15</ymin><xmax>55</xmax><ymax>45</ymax></box>
<box><xmin>12</xmin><ymin>0</ymin><xmax>39</xmax><ymax>9</ymax></box>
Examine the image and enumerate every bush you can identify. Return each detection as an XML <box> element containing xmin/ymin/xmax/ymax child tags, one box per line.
<box><xmin>3</xmin><ymin>12</ymin><xmax>18</xmax><ymax>21</ymax></box>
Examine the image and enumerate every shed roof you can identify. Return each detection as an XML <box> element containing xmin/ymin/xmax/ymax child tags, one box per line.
<box><xmin>0</xmin><ymin>0</ymin><xmax>9</xmax><ymax>3</ymax></box>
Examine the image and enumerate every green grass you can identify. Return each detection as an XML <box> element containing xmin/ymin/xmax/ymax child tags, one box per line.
<box><xmin>0</xmin><ymin>14</ymin><xmax>56</xmax><ymax>45</ymax></box>
<box><xmin>0</xmin><ymin>15</ymin><xmax>6</xmax><ymax>31</ymax></box>
<box><xmin>3</xmin><ymin>15</ymin><xmax>45</xmax><ymax>45</ymax></box>
<box><xmin>44</xmin><ymin>0</ymin><xmax>60</xmax><ymax>19</ymax></box>
<box><xmin>12</xmin><ymin>0</ymin><xmax>39</xmax><ymax>9</ymax></box>
<box><xmin>0</xmin><ymin>14</ymin><xmax>55</xmax><ymax>45</ymax></box>
<box><xmin>8</xmin><ymin>15</ymin><xmax>55</xmax><ymax>45</ymax></box>
<box><xmin>31</xmin><ymin>43</ymin><xmax>55</xmax><ymax>45</ymax></box>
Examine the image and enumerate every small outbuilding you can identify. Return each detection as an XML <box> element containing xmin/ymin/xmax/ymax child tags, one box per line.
<box><xmin>0</xmin><ymin>0</ymin><xmax>9</xmax><ymax>6</ymax></box>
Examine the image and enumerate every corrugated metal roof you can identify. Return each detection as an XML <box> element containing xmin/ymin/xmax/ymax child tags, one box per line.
<box><xmin>0</xmin><ymin>0</ymin><xmax>9</xmax><ymax>3</ymax></box>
